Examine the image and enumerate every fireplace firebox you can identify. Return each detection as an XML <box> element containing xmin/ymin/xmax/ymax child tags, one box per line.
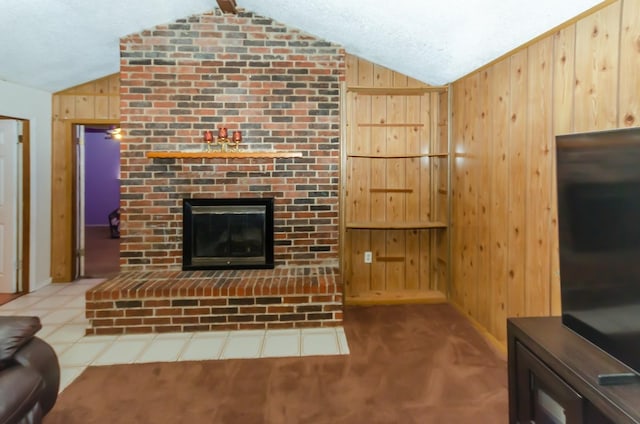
<box><xmin>182</xmin><ymin>198</ymin><xmax>274</xmax><ymax>270</ymax></box>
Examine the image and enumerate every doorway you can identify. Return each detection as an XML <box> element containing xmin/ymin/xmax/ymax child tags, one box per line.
<box><xmin>0</xmin><ymin>117</ymin><xmax>30</xmax><ymax>299</ymax></box>
<box><xmin>74</xmin><ymin>124</ymin><xmax>120</xmax><ymax>279</ymax></box>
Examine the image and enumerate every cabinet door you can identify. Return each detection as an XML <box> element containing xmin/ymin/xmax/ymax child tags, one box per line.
<box><xmin>516</xmin><ymin>341</ymin><xmax>584</xmax><ymax>423</ymax></box>
<box><xmin>584</xmin><ymin>402</ymin><xmax>616</xmax><ymax>424</ymax></box>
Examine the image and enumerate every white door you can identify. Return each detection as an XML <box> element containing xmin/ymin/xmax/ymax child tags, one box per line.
<box><xmin>75</xmin><ymin>125</ymin><xmax>86</xmax><ymax>278</ymax></box>
<box><xmin>0</xmin><ymin>120</ymin><xmax>18</xmax><ymax>293</ymax></box>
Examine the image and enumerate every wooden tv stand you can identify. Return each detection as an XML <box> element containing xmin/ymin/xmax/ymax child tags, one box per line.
<box><xmin>507</xmin><ymin>317</ymin><xmax>640</xmax><ymax>423</ymax></box>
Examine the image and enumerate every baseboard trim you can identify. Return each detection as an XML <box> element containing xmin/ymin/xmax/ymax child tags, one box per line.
<box><xmin>450</xmin><ymin>302</ymin><xmax>507</xmax><ymax>358</ymax></box>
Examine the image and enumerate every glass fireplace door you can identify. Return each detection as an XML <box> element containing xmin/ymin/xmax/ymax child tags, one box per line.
<box><xmin>182</xmin><ymin>198</ymin><xmax>274</xmax><ymax>270</ymax></box>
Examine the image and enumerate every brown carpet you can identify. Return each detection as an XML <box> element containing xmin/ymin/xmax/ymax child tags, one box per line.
<box><xmin>84</xmin><ymin>226</ymin><xmax>120</xmax><ymax>279</ymax></box>
<box><xmin>45</xmin><ymin>304</ymin><xmax>508</xmax><ymax>424</ymax></box>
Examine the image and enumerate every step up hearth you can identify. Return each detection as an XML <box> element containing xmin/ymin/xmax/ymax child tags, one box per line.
<box><xmin>85</xmin><ymin>266</ymin><xmax>342</xmax><ymax>335</ymax></box>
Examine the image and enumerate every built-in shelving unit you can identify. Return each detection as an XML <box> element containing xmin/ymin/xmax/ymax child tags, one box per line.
<box><xmin>145</xmin><ymin>151</ymin><xmax>303</xmax><ymax>159</ymax></box>
<box><xmin>341</xmin><ymin>58</ymin><xmax>450</xmax><ymax>305</ymax></box>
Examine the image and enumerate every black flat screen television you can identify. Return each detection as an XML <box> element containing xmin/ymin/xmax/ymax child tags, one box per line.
<box><xmin>556</xmin><ymin>127</ymin><xmax>640</xmax><ymax>378</ymax></box>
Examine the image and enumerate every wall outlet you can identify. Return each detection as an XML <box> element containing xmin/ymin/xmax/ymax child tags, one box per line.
<box><xmin>364</xmin><ymin>251</ymin><xmax>373</xmax><ymax>263</ymax></box>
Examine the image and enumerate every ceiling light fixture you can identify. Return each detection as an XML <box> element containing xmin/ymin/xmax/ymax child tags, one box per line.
<box><xmin>106</xmin><ymin>125</ymin><xmax>122</xmax><ymax>140</ymax></box>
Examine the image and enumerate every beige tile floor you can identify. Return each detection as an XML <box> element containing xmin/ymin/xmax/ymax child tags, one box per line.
<box><xmin>0</xmin><ymin>279</ymin><xmax>350</xmax><ymax>393</ymax></box>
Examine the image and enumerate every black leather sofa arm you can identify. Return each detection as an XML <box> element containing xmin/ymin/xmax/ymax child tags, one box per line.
<box><xmin>0</xmin><ymin>366</ymin><xmax>44</xmax><ymax>424</ymax></box>
<box><xmin>13</xmin><ymin>338</ymin><xmax>60</xmax><ymax>415</ymax></box>
<box><xmin>0</xmin><ymin>316</ymin><xmax>60</xmax><ymax>423</ymax></box>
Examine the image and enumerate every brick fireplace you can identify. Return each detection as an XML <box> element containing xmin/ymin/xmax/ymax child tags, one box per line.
<box><xmin>85</xmin><ymin>9</ymin><xmax>345</xmax><ymax>334</ymax></box>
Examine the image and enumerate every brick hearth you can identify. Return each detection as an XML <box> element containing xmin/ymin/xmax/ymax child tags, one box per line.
<box><xmin>85</xmin><ymin>267</ymin><xmax>342</xmax><ymax>335</ymax></box>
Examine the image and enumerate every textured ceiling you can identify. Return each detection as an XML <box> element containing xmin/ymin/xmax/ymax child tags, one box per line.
<box><xmin>0</xmin><ymin>0</ymin><xmax>603</xmax><ymax>93</ymax></box>
<box><xmin>240</xmin><ymin>0</ymin><xmax>604</xmax><ymax>86</ymax></box>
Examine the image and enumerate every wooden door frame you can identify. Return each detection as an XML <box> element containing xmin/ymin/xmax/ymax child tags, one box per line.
<box><xmin>51</xmin><ymin>119</ymin><xmax>118</xmax><ymax>282</ymax></box>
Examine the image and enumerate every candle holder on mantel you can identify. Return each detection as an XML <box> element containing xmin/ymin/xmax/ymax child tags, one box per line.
<box><xmin>217</xmin><ymin>127</ymin><xmax>230</xmax><ymax>151</ymax></box>
<box><xmin>232</xmin><ymin>130</ymin><xmax>242</xmax><ymax>151</ymax></box>
<box><xmin>203</xmin><ymin>130</ymin><xmax>214</xmax><ymax>151</ymax></box>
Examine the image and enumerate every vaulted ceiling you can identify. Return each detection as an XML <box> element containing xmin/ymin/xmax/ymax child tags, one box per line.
<box><xmin>0</xmin><ymin>0</ymin><xmax>604</xmax><ymax>93</ymax></box>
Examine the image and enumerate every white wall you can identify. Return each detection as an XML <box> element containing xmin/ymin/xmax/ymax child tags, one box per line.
<box><xmin>0</xmin><ymin>80</ymin><xmax>52</xmax><ymax>291</ymax></box>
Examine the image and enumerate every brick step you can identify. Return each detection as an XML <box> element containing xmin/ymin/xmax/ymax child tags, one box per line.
<box><xmin>85</xmin><ymin>267</ymin><xmax>342</xmax><ymax>335</ymax></box>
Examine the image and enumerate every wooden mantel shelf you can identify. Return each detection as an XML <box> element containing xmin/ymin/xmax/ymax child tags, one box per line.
<box><xmin>145</xmin><ymin>151</ymin><xmax>303</xmax><ymax>159</ymax></box>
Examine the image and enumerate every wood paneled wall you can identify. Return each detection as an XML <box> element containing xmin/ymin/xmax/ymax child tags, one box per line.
<box><xmin>51</xmin><ymin>74</ymin><xmax>120</xmax><ymax>282</ymax></box>
<box><xmin>342</xmin><ymin>55</ymin><xmax>449</xmax><ymax>303</ymax></box>
<box><xmin>450</xmin><ymin>0</ymin><xmax>640</xmax><ymax>344</ymax></box>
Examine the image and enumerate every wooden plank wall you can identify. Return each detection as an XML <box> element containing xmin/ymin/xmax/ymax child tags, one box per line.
<box><xmin>342</xmin><ymin>55</ymin><xmax>449</xmax><ymax>303</ymax></box>
<box><xmin>50</xmin><ymin>74</ymin><xmax>120</xmax><ymax>282</ymax></box>
<box><xmin>450</xmin><ymin>0</ymin><xmax>640</xmax><ymax>345</ymax></box>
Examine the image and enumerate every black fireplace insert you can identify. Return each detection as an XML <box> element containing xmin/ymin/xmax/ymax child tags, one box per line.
<box><xmin>182</xmin><ymin>198</ymin><xmax>274</xmax><ymax>270</ymax></box>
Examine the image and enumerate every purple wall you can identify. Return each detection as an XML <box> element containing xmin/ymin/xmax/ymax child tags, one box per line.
<box><xmin>85</xmin><ymin>131</ymin><xmax>120</xmax><ymax>226</ymax></box>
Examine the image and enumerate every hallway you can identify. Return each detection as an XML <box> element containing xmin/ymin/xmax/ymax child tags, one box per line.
<box><xmin>84</xmin><ymin>226</ymin><xmax>119</xmax><ymax>279</ymax></box>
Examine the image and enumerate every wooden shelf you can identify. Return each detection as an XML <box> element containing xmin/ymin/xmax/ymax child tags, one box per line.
<box><xmin>357</xmin><ymin>123</ymin><xmax>424</xmax><ymax>128</ymax></box>
<box><xmin>347</xmin><ymin>152</ymin><xmax>448</xmax><ymax>158</ymax></box>
<box><xmin>346</xmin><ymin>289</ymin><xmax>447</xmax><ymax>305</ymax></box>
<box><xmin>369</xmin><ymin>188</ymin><xmax>413</xmax><ymax>193</ymax></box>
<box><xmin>145</xmin><ymin>151</ymin><xmax>303</xmax><ymax>159</ymax></box>
<box><xmin>347</xmin><ymin>86</ymin><xmax>448</xmax><ymax>95</ymax></box>
<box><xmin>346</xmin><ymin>221</ymin><xmax>447</xmax><ymax>229</ymax></box>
